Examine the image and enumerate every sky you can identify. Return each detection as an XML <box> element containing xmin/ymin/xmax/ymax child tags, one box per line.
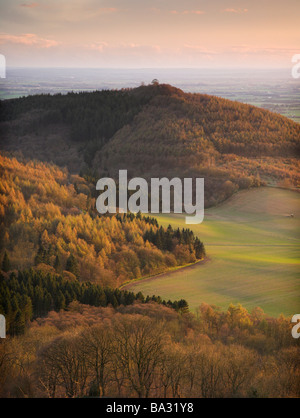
<box><xmin>0</xmin><ymin>0</ymin><xmax>299</xmax><ymax>68</ymax></box>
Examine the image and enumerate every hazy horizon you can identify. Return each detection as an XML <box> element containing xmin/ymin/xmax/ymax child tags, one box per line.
<box><xmin>1</xmin><ymin>67</ymin><xmax>299</xmax><ymax>122</ymax></box>
<box><xmin>0</xmin><ymin>0</ymin><xmax>299</xmax><ymax>69</ymax></box>
<box><xmin>5</xmin><ymin>66</ymin><xmax>293</xmax><ymax>70</ymax></box>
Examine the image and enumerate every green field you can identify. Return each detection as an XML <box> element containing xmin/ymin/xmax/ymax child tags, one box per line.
<box><xmin>124</xmin><ymin>187</ymin><xmax>300</xmax><ymax>317</ymax></box>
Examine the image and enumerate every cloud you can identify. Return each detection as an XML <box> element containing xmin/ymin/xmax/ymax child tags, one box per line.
<box><xmin>20</xmin><ymin>2</ymin><xmax>39</xmax><ymax>8</ymax></box>
<box><xmin>96</xmin><ymin>8</ymin><xmax>118</xmax><ymax>14</ymax></box>
<box><xmin>230</xmin><ymin>45</ymin><xmax>297</xmax><ymax>55</ymax></box>
<box><xmin>171</xmin><ymin>10</ymin><xmax>205</xmax><ymax>15</ymax></box>
<box><xmin>86</xmin><ymin>42</ymin><xmax>162</xmax><ymax>54</ymax></box>
<box><xmin>223</xmin><ymin>8</ymin><xmax>248</xmax><ymax>14</ymax></box>
<box><xmin>18</xmin><ymin>3</ymin><xmax>118</xmax><ymax>23</ymax></box>
<box><xmin>182</xmin><ymin>44</ymin><xmax>217</xmax><ymax>59</ymax></box>
<box><xmin>149</xmin><ymin>7</ymin><xmax>161</xmax><ymax>13</ymax></box>
<box><xmin>87</xmin><ymin>41</ymin><xmax>109</xmax><ymax>52</ymax></box>
<box><xmin>57</xmin><ymin>6</ymin><xmax>119</xmax><ymax>23</ymax></box>
<box><xmin>0</xmin><ymin>33</ymin><xmax>59</xmax><ymax>48</ymax></box>
<box><xmin>183</xmin><ymin>10</ymin><xmax>205</xmax><ymax>15</ymax></box>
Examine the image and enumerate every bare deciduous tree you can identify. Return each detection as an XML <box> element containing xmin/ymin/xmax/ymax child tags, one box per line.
<box><xmin>112</xmin><ymin>315</ymin><xmax>166</xmax><ymax>398</ymax></box>
<box><xmin>81</xmin><ymin>324</ymin><xmax>113</xmax><ymax>397</ymax></box>
<box><xmin>38</xmin><ymin>334</ymin><xmax>89</xmax><ymax>398</ymax></box>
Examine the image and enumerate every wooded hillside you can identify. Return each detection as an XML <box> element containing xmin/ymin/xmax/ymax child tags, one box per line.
<box><xmin>1</xmin><ymin>84</ymin><xmax>299</xmax><ymax>206</ymax></box>
<box><xmin>0</xmin><ymin>155</ymin><xmax>205</xmax><ymax>286</ymax></box>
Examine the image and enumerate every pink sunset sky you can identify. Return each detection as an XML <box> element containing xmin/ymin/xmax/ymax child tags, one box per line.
<box><xmin>0</xmin><ymin>0</ymin><xmax>299</xmax><ymax>68</ymax></box>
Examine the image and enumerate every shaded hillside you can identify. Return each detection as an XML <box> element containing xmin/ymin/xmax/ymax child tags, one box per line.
<box><xmin>0</xmin><ymin>89</ymin><xmax>150</xmax><ymax>173</ymax></box>
<box><xmin>0</xmin><ymin>155</ymin><xmax>205</xmax><ymax>286</ymax></box>
<box><xmin>1</xmin><ymin>84</ymin><xmax>299</xmax><ymax>205</ymax></box>
<box><xmin>96</xmin><ymin>85</ymin><xmax>300</xmax><ymax>204</ymax></box>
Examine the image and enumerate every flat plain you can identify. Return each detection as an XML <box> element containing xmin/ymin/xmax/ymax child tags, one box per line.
<box><xmin>124</xmin><ymin>187</ymin><xmax>300</xmax><ymax>317</ymax></box>
<box><xmin>1</xmin><ymin>68</ymin><xmax>299</xmax><ymax>122</ymax></box>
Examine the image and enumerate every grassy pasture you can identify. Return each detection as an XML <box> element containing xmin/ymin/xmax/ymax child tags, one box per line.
<box><xmin>124</xmin><ymin>187</ymin><xmax>300</xmax><ymax>316</ymax></box>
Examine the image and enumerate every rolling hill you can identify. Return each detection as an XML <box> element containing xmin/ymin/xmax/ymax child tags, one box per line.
<box><xmin>1</xmin><ymin>83</ymin><xmax>299</xmax><ymax>206</ymax></box>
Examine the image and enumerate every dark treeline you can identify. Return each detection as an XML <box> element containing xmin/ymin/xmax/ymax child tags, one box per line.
<box><xmin>0</xmin><ymin>269</ymin><xmax>189</xmax><ymax>336</ymax></box>
<box><xmin>143</xmin><ymin>225</ymin><xmax>205</xmax><ymax>259</ymax></box>
<box><xmin>116</xmin><ymin>212</ymin><xmax>205</xmax><ymax>259</ymax></box>
<box><xmin>0</xmin><ymin>89</ymin><xmax>151</xmax><ymax>165</ymax></box>
<box><xmin>116</xmin><ymin>212</ymin><xmax>159</xmax><ymax>227</ymax></box>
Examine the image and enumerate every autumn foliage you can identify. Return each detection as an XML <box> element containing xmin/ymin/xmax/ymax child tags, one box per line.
<box><xmin>1</xmin><ymin>84</ymin><xmax>299</xmax><ymax>207</ymax></box>
<box><xmin>0</xmin><ymin>154</ymin><xmax>205</xmax><ymax>286</ymax></box>
<box><xmin>0</xmin><ymin>301</ymin><xmax>299</xmax><ymax>398</ymax></box>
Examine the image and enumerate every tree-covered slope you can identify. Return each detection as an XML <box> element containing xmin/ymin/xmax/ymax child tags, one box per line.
<box><xmin>0</xmin><ymin>155</ymin><xmax>205</xmax><ymax>286</ymax></box>
<box><xmin>1</xmin><ymin>83</ymin><xmax>299</xmax><ymax>205</ymax></box>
